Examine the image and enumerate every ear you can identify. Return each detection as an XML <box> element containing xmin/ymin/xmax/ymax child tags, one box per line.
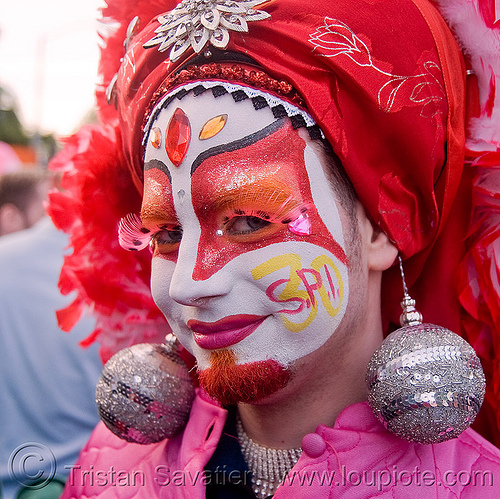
<box><xmin>357</xmin><ymin>203</ymin><xmax>398</xmax><ymax>272</ymax></box>
<box><xmin>0</xmin><ymin>203</ymin><xmax>26</xmax><ymax>236</ymax></box>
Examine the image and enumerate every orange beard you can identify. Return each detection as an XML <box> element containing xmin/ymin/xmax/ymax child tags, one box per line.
<box><xmin>198</xmin><ymin>350</ymin><xmax>291</xmax><ymax>406</ymax></box>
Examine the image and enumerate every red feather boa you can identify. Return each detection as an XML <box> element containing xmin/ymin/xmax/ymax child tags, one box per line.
<box><xmin>48</xmin><ymin>124</ymin><xmax>168</xmax><ymax>362</ymax></box>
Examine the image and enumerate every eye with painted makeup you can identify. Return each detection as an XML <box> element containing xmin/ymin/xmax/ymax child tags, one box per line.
<box><xmin>150</xmin><ymin>225</ymin><xmax>183</xmax><ymax>254</ymax></box>
<box><xmin>225</xmin><ymin>214</ymin><xmax>272</xmax><ymax>235</ymax></box>
<box><xmin>118</xmin><ymin>212</ymin><xmax>183</xmax><ymax>254</ymax></box>
<box><xmin>211</xmin><ymin>184</ymin><xmax>309</xmax><ymax>242</ymax></box>
<box><xmin>219</xmin><ymin>205</ymin><xmax>308</xmax><ymax>242</ymax></box>
<box><xmin>221</xmin><ymin>211</ymin><xmax>276</xmax><ymax>240</ymax></box>
<box><xmin>223</xmin><ymin>214</ymin><xmax>276</xmax><ymax>241</ymax></box>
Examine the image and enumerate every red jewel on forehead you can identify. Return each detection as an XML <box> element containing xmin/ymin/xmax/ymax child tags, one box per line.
<box><xmin>165</xmin><ymin>108</ymin><xmax>191</xmax><ymax>167</ymax></box>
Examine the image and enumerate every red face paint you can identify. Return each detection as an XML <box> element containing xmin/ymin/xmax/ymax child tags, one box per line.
<box><xmin>141</xmin><ymin>167</ymin><xmax>179</xmax><ymax>260</ymax></box>
<box><xmin>190</xmin><ymin>122</ymin><xmax>347</xmax><ymax>280</ymax></box>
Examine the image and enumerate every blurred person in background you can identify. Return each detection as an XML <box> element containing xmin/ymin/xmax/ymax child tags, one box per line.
<box><xmin>0</xmin><ymin>141</ymin><xmax>22</xmax><ymax>176</ymax></box>
<box><xmin>0</xmin><ymin>169</ymin><xmax>50</xmax><ymax>236</ymax></box>
<box><xmin>0</xmin><ymin>171</ymin><xmax>103</xmax><ymax>498</ymax></box>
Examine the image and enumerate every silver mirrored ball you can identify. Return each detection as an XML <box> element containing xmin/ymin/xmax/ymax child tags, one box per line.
<box><xmin>96</xmin><ymin>342</ymin><xmax>195</xmax><ymax>444</ymax></box>
<box><xmin>366</xmin><ymin>324</ymin><xmax>485</xmax><ymax>444</ymax></box>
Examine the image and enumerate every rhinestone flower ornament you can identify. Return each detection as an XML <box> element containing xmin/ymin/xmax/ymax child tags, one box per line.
<box><xmin>143</xmin><ymin>0</ymin><xmax>271</xmax><ymax>62</ymax></box>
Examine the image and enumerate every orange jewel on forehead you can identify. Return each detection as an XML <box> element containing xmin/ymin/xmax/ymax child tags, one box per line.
<box><xmin>165</xmin><ymin>108</ymin><xmax>191</xmax><ymax>167</ymax></box>
<box><xmin>199</xmin><ymin>114</ymin><xmax>228</xmax><ymax>140</ymax></box>
<box><xmin>151</xmin><ymin>127</ymin><xmax>162</xmax><ymax>149</ymax></box>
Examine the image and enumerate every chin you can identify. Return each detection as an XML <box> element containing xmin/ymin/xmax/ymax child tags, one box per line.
<box><xmin>197</xmin><ymin>349</ymin><xmax>291</xmax><ymax>406</ymax></box>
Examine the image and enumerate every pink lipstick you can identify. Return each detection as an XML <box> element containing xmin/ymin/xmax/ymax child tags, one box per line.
<box><xmin>188</xmin><ymin>314</ymin><xmax>266</xmax><ymax>349</ymax></box>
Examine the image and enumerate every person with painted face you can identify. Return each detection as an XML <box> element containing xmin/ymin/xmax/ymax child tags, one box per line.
<box><xmin>50</xmin><ymin>0</ymin><xmax>500</xmax><ymax>497</ymax></box>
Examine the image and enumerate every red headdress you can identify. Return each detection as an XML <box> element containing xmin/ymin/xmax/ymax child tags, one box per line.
<box><xmin>48</xmin><ymin>0</ymin><xmax>500</xmax><ymax>445</ymax></box>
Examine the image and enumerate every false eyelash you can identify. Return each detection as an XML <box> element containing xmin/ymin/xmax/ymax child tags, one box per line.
<box><xmin>118</xmin><ymin>213</ymin><xmax>152</xmax><ymax>251</ymax></box>
<box><xmin>221</xmin><ymin>205</ymin><xmax>307</xmax><ymax>226</ymax></box>
<box><xmin>218</xmin><ymin>189</ymin><xmax>310</xmax><ymax>226</ymax></box>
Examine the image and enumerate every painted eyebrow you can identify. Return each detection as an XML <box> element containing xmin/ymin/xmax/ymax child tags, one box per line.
<box><xmin>144</xmin><ymin>158</ymin><xmax>172</xmax><ymax>183</ymax></box>
<box><xmin>190</xmin><ymin>118</ymin><xmax>285</xmax><ymax>176</ymax></box>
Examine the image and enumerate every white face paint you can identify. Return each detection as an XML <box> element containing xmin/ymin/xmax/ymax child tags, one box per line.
<box><xmin>141</xmin><ymin>84</ymin><xmax>350</xmax><ymax>372</ymax></box>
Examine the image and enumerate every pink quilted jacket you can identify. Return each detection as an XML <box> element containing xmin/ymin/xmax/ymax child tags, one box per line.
<box><xmin>62</xmin><ymin>390</ymin><xmax>500</xmax><ymax>498</ymax></box>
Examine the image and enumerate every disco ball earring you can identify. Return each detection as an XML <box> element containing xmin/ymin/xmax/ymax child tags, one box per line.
<box><xmin>366</xmin><ymin>257</ymin><xmax>485</xmax><ymax>444</ymax></box>
<box><xmin>95</xmin><ymin>334</ymin><xmax>195</xmax><ymax>444</ymax></box>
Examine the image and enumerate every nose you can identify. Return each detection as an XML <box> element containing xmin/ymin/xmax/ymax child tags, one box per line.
<box><xmin>167</xmin><ymin>234</ymin><xmax>232</xmax><ymax>306</ymax></box>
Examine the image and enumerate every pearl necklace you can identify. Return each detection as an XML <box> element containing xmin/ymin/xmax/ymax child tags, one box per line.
<box><xmin>236</xmin><ymin>417</ymin><xmax>302</xmax><ymax>498</ymax></box>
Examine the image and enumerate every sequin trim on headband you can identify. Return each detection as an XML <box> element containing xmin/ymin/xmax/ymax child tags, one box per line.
<box><xmin>143</xmin><ymin>80</ymin><xmax>323</xmax><ymax>147</ymax></box>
